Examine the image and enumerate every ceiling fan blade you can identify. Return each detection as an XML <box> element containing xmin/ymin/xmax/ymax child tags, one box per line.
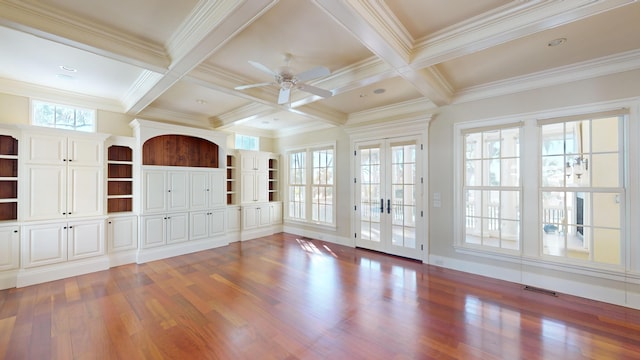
<box><xmin>278</xmin><ymin>88</ymin><xmax>291</xmax><ymax>104</ymax></box>
<box><xmin>297</xmin><ymin>84</ymin><xmax>332</xmax><ymax>98</ymax></box>
<box><xmin>295</xmin><ymin>66</ymin><xmax>330</xmax><ymax>83</ymax></box>
<box><xmin>248</xmin><ymin>60</ymin><xmax>278</xmax><ymax>77</ymax></box>
<box><xmin>234</xmin><ymin>82</ymin><xmax>273</xmax><ymax>90</ymax></box>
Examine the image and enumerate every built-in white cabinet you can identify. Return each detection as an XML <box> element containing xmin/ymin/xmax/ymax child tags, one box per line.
<box><xmin>143</xmin><ymin>169</ymin><xmax>189</xmax><ymax>213</ymax></box>
<box><xmin>270</xmin><ymin>202</ymin><xmax>282</xmax><ymax>225</ymax></box>
<box><xmin>239</xmin><ymin>151</ymin><xmax>269</xmax><ymax>204</ymax></box>
<box><xmin>107</xmin><ymin>215</ymin><xmax>138</xmax><ymax>252</ymax></box>
<box><xmin>0</xmin><ymin>225</ymin><xmax>19</xmax><ymax>271</ymax></box>
<box><xmin>141</xmin><ymin>213</ymin><xmax>189</xmax><ymax>248</ymax></box>
<box><xmin>24</xmin><ymin>132</ymin><xmax>102</xmax><ymax>166</ymax></box>
<box><xmin>226</xmin><ymin>206</ymin><xmax>241</xmax><ymax>232</ymax></box>
<box><xmin>190</xmin><ymin>208</ymin><xmax>225</xmax><ymax>241</ymax></box>
<box><xmin>21</xmin><ymin>219</ymin><xmax>104</xmax><ymax>268</ymax></box>
<box><xmin>243</xmin><ymin>204</ymin><xmax>271</xmax><ymax>230</ymax></box>
<box><xmin>23</xmin><ymin>131</ymin><xmax>105</xmax><ymax>221</ymax></box>
<box><xmin>190</xmin><ymin>170</ymin><xmax>225</xmax><ymax>210</ymax></box>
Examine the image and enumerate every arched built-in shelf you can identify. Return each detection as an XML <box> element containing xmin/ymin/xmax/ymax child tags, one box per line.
<box><xmin>142</xmin><ymin>135</ymin><xmax>219</xmax><ymax>168</ymax></box>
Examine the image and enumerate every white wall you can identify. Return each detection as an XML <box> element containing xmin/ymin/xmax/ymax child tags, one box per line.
<box><xmin>428</xmin><ymin>69</ymin><xmax>640</xmax><ymax>308</ymax></box>
<box><xmin>273</xmin><ymin>126</ymin><xmax>353</xmax><ymax>245</ymax></box>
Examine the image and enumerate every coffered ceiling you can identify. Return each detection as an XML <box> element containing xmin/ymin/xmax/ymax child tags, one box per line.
<box><xmin>0</xmin><ymin>0</ymin><xmax>639</xmax><ymax>136</ymax></box>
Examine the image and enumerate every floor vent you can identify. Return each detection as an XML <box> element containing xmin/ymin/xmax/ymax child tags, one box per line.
<box><xmin>523</xmin><ymin>285</ymin><xmax>558</xmax><ymax>297</ymax></box>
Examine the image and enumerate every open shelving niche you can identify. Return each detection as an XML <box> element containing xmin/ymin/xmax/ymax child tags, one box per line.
<box><xmin>107</xmin><ymin>145</ymin><xmax>133</xmax><ymax>213</ymax></box>
<box><xmin>0</xmin><ymin>135</ymin><xmax>18</xmax><ymax>221</ymax></box>
<box><xmin>226</xmin><ymin>152</ymin><xmax>237</xmax><ymax>205</ymax></box>
<box><xmin>268</xmin><ymin>157</ymin><xmax>278</xmax><ymax>202</ymax></box>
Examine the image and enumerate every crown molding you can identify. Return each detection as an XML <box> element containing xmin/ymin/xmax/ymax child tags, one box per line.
<box><xmin>454</xmin><ymin>49</ymin><xmax>640</xmax><ymax>104</ymax></box>
<box><xmin>0</xmin><ymin>77</ymin><xmax>124</xmax><ymax>112</ymax></box>
<box><xmin>411</xmin><ymin>0</ymin><xmax>636</xmax><ymax>69</ymax></box>
<box><xmin>343</xmin><ymin>0</ymin><xmax>414</xmax><ymax>60</ymax></box>
<box><xmin>137</xmin><ymin>106</ymin><xmax>211</xmax><ymax>129</ymax></box>
<box><xmin>346</xmin><ymin>98</ymin><xmax>435</xmax><ymax>126</ymax></box>
<box><xmin>0</xmin><ymin>0</ymin><xmax>169</xmax><ymax>71</ymax></box>
<box><xmin>166</xmin><ymin>0</ymin><xmax>276</xmax><ymax>64</ymax></box>
<box><xmin>120</xmin><ymin>70</ymin><xmax>165</xmax><ymax>111</ymax></box>
<box><xmin>221</xmin><ymin>124</ymin><xmax>276</xmax><ymax>139</ymax></box>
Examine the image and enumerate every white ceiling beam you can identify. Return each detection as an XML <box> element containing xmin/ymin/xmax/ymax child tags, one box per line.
<box><xmin>124</xmin><ymin>0</ymin><xmax>279</xmax><ymax>114</ymax></box>
<box><xmin>312</xmin><ymin>0</ymin><xmax>453</xmax><ymax>106</ymax></box>
<box><xmin>0</xmin><ymin>0</ymin><xmax>169</xmax><ymax>72</ymax></box>
<box><xmin>411</xmin><ymin>0</ymin><xmax>638</xmax><ymax>69</ymax></box>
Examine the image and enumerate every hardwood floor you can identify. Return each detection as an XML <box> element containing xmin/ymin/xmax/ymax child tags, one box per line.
<box><xmin>1</xmin><ymin>233</ymin><xmax>640</xmax><ymax>359</ymax></box>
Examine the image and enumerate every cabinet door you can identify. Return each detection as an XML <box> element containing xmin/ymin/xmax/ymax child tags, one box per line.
<box><xmin>255</xmin><ymin>154</ymin><xmax>269</xmax><ymax>172</ymax></box>
<box><xmin>0</xmin><ymin>226</ymin><xmax>19</xmax><ymax>271</ymax></box>
<box><xmin>143</xmin><ymin>170</ymin><xmax>167</xmax><ymax>213</ymax></box>
<box><xmin>190</xmin><ymin>171</ymin><xmax>209</xmax><ymax>210</ymax></box>
<box><xmin>166</xmin><ymin>213</ymin><xmax>188</xmax><ymax>244</ymax></box>
<box><xmin>209</xmin><ymin>208</ymin><xmax>225</xmax><ymax>236</ymax></box>
<box><xmin>68</xmin><ymin>220</ymin><xmax>104</xmax><ymax>260</ymax></box>
<box><xmin>141</xmin><ymin>215</ymin><xmax>165</xmax><ymax>248</ymax></box>
<box><xmin>241</xmin><ymin>172</ymin><xmax>257</xmax><ymax>203</ymax></box>
<box><xmin>67</xmin><ymin>137</ymin><xmax>102</xmax><ymax>166</ymax></box>
<box><xmin>256</xmin><ymin>171</ymin><xmax>269</xmax><ymax>203</ymax></box>
<box><xmin>168</xmin><ymin>171</ymin><xmax>189</xmax><ymax>211</ymax></box>
<box><xmin>107</xmin><ymin>216</ymin><xmax>138</xmax><ymax>252</ymax></box>
<box><xmin>242</xmin><ymin>206</ymin><xmax>258</xmax><ymax>230</ymax></box>
<box><xmin>24</xmin><ymin>133</ymin><xmax>66</xmax><ymax>164</ymax></box>
<box><xmin>240</xmin><ymin>153</ymin><xmax>257</xmax><ymax>171</ymax></box>
<box><xmin>227</xmin><ymin>207</ymin><xmax>241</xmax><ymax>232</ymax></box>
<box><xmin>68</xmin><ymin>166</ymin><xmax>102</xmax><ymax>217</ymax></box>
<box><xmin>258</xmin><ymin>206</ymin><xmax>270</xmax><ymax>227</ymax></box>
<box><xmin>270</xmin><ymin>202</ymin><xmax>282</xmax><ymax>225</ymax></box>
<box><xmin>209</xmin><ymin>171</ymin><xmax>225</xmax><ymax>207</ymax></box>
<box><xmin>25</xmin><ymin>165</ymin><xmax>66</xmax><ymax>220</ymax></box>
<box><xmin>190</xmin><ymin>211</ymin><xmax>209</xmax><ymax>240</ymax></box>
<box><xmin>22</xmin><ymin>222</ymin><xmax>66</xmax><ymax>268</ymax></box>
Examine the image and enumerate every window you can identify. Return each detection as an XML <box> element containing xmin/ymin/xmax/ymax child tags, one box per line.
<box><xmin>463</xmin><ymin>126</ymin><xmax>521</xmax><ymax>251</ymax></box>
<box><xmin>286</xmin><ymin>145</ymin><xmax>335</xmax><ymax>226</ymax></box>
<box><xmin>32</xmin><ymin>100</ymin><xmax>95</xmax><ymax>132</ymax></box>
<box><xmin>540</xmin><ymin>114</ymin><xmax>625</xmax><ymax>266</ymax></box>
<box><xmin>235</xmin><ymin>134</ymin><xmax>259</xmax><ymax>151</ymax></box>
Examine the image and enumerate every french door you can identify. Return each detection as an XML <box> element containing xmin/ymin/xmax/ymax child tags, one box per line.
<box><xmin>354</xmin><ymin>136</ymin><xmax>423</xmax><ymax>260</ymax></box>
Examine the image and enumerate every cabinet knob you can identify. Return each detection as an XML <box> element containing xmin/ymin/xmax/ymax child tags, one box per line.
<box><xmin>168</xmin><ymin>190</ymin><xmax>171</xmax><ymax>192</ymax></box>
<box><xmin>63</xmin><ymin>159</ymin><xmax>67</xmax><ymax>162</ymax></box>
<box><xmin>13</xmin><ymin>230</ymin><xmax>18</xmax><ymax>233</ymax></box>
<box><xmin>62</xmin><ymin>212</ymin><xmax>66</xmax><ymax>215</ymax></box>
<box><xmin>69</xmin><ymin>226</ymin><xmax>73</xmax><ymax>229</ymax></box>
<box><xmin>63</xmin><ymin>226</ymin><xmax>67</xmax><ymax>229</ymax></box>
<box><xmin>69</xmin><ymin>159</ymin><xmax>73</xmax><ymax>162</ymax></box>
<box><xmin>108</xmin><ymin>221</ymin><xmax>112</xmax><ymax>224</ymax></box>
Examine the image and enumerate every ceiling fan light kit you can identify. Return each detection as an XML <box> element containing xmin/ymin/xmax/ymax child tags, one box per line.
<box><xmin>235</xmin><ymin>54</ymin><xmax>333</xmax><ymax>104</ymax></box>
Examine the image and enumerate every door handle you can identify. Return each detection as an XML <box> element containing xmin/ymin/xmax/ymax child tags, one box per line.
<box><xmin>380</xmin><ymin>198</ymin><xmax>384</xmax><ymax>213</ymax></box>
<box><xmin>387</xmin><ymin>199</ymin><xmax>391</xmax><ymax>214</ymax></box>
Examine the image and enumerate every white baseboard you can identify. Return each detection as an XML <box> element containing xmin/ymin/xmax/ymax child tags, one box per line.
<box><xmin>0</xmin><ymin>270</ymin><xmax>18</xmax><ymax>290</ymax></box>
<box><xmin>16</xmin><ymin>257</ymin><xmax>110</xmax><ymax>287</ymax></box>
<box><xmin>428</xmin><ymin>254</ymin><xmax>638</xmax><ymax>310</ymax></box>
<box><xmin>136</xmin><ymin>237</ymin><xmax>229</xmax><ymax>264</ymax></box>
<box><xmin>282</xmin><ymin>225</ymin><xmax>354</xmax><ymax>248</ymax></box>
<box><xmin>109</xmin><ymin>250</ymin><xmax>138</xmax><ymax>268</ymax></box>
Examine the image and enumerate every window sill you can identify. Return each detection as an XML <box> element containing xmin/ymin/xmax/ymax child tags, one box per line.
<box><xmin>284</xmin><ymin>218</ymin><xmax>337</xmax><ymax>231</ymax></box>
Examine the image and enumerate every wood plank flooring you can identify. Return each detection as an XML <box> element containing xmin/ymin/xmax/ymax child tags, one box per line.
<box><xmin>1</xmin><ymin>233</ymin><xmax>640</xmax><ymax>359</ymax></box>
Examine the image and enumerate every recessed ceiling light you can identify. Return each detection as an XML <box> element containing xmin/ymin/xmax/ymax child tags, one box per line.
<box><xmin>547</xmin><ymin>38</ymin><xmax>567</xmax><ymax>47</ymax></box>
<box><xmin>59</xmin><ymin>65</ymin><xmax>77</xmax><ymax>72</ymax></box>
<box><xmin>196</xmin><ymin>99</ymin><xmax>207</xmax><ymax>104</ymax></box>
<box><xmin>56</xmin><ymin>74</ymin><xmax>74</xmax><ymax>80</ymax></box>
<box><xmin>359</xmin><ymin>93</ymin><xmax>367</xmax><ymax>98</ymax></box>
<box><xmin>373</xmin><ymin>88</ymin><xmax>386</xmax><ymax>94</ymax></box>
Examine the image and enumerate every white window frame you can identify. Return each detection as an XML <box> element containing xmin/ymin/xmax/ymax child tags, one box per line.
<box><xmin>31</xmin><ymin>99</ymin><xmax>96</xmax><ymax>132</ymax></box>
<box><xmin>285</xmin><ymin>142</ymin><xmax>336</xmax><ymax>228</ymax></box>
<box><xmin>457</xmin><ymin>122</ymin><xmax>524</xmax><ymax>255</ymax></box>
<box><xmin>453</xmin><ymin>102</ymin><xmax>636</xmax><ymax>276</ymax></box>
<box><xmin>235</xmin><ymin>134</ymin><xmax>259</xmax><ymax>151</ymax></box>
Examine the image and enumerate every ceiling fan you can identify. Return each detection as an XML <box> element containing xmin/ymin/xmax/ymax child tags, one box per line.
<box><xmin>235</xmin><ymin>53</ymin><xmax>333</xmax><ymax>105</ymax></box>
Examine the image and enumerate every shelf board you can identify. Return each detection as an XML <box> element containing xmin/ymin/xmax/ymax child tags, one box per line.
<box><xmin>107</xmin><ymin>178</ymin><xmax>133</xmax><ymax>182</ymax></box>
<box><xmin>0</xmin><ymin>155</ymin><xmax>18</xmax><ymax>160</ymax></box>
<box><xmin>0</xmin><ymin>177</ymin><xmax>17</xmax><ymax>181</ymax></box>
<box><xmin>0</xmin><ymin>198</ymin><xmax>17</xmax><ymax>203</ymax></box>
<box><xmin>107</xmin><ymin>160</ymin><xmax>133</xmax><ymax>165</ymax></box>
<box><xmin>107</xmin><ymin>195</ymin><xmax>133</xmax><ymax>199</ymax></box>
